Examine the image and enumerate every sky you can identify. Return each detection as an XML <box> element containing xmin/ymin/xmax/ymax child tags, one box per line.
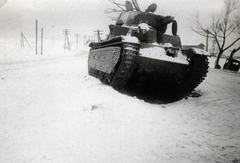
<box><xmin>0</xmin><ymin>0</ymin><xmax>239</xmax><ymax>50</ymax></box>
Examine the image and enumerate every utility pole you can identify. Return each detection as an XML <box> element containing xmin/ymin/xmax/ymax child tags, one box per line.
<box><xmin>62</xmin><ymin>29</ymin><xmax>70</xmax><ymax>50</ymax></box>
<box><xmin>21</xmin><ymin>32</ymin><xmax>24</xmax><ymax>48</ymax></box>
<box><xmin>21</xmin><ymin>32</ymin><xmax>31</xmax><ymax>49</ymax></box>
<box><xmin>52</xmin><ymin>25</ymin><xmax>55</xmax><ymax>48</ymax></box>
<box><xmin>41</xmin><ymin>28</ymin><xmax>43</xmax><ymax>54</ymax></box>
<box><xmin>94</xmin><ymin>29</ymin><xmax>103</xmax><ymax>42</ymax></box>
<box><xmin>36</xmin><ymin>20</ymin><xmax>38</xmax><ymax>54</ymax></box>
<box><xmin>206</xmin><ymin>29</ymin><xmax>209</xmax><ymax>52</ymax></box>
<box><xmin>76</xmin><ymin>34</ymin><xmax>79</xmax><ymax>49</ymax></box>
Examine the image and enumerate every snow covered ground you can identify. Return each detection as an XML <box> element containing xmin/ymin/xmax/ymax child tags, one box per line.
<box><xmin>1</xmin><ymin>41</ymin><xmax>240</xmax><ymax>163</ymax></box>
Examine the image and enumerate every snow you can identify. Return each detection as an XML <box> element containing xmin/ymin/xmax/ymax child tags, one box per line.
<box><xmin>191</xmin><ymin>48</ymin><xmax>211</xmax><ymax>56</ymax></box>
<box><xmin>121</xmin><ymin>35</ymin><xmax>140</xmax><ymax>44</ymax></box>
<box><xmin>140</xmin><ymin>45</ymin><xmax>189</xmax><ymax>65</ymax></box>
<box><xmin>0</xmin><ymin>38</ymin><xmax>89</xmax><ymax>63</ymax></box>
<box><xmin>138</xmin><ymin>23</ymin><xmax>151</xmax><ymax>30</ymax></box>
<box><xmin>1</xmin><ymin>39</ymin><xmax>240</xmax><ymax>163</ymax></box>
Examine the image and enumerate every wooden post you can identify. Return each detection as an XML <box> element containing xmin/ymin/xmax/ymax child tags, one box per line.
<box><xmin>206</xmin><ymin>30</ymin><xmax>209</xmax><ymax>52</ymax></box>
<box><xmin>76</xmin><ymin>34</ymin><xmax>78</xmax><ymax>50</ymax></box>
<box><xmin>66</xmin><ymin>32</ymin><xmax>70</xmax><ymax>50</ymax></box>
<box><xmin>21</xmin><ymin>32</ymin><xmax>24</xmax><ymax>48</ymax></box>
<box><xmin>21</xmin><ymin>32</ymin><xmax>31</xmax><ymax>49</ymax></box>
<box><xmin>36</xmin><ymin>20</ymin><xmax>38</xmax><ymax>54</ymax></box>
<box><xmin>94</xmin><ymin>29</ymin><xmax>103</xmax><ymax>42</ymax></box>
<box><xmin>41</xmin><ymin>28</ymin><xmax>43</xmax><ymax>54</ymax></box>
<box><xmin>62</xmin><ymin>29</ymin><xmax>70</xmax><ymax>50</ymax></box>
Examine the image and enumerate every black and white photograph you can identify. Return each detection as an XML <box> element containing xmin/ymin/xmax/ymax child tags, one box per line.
<box><xmin>1</xmin><ymin>0</ymin><xmax>240</xmax><ymax>162</ymax></box>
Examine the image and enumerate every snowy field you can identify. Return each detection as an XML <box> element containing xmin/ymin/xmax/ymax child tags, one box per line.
<box><xmin>1</xmin><ymin>41</ymin><xmax>240</xmax><ymax>163</ymax></box>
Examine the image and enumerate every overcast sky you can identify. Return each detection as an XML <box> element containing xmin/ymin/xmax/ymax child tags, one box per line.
<box><xmin>0</xmin><ymin>0</ymin><xmax>233</xmax><ymax>46</ymax></box>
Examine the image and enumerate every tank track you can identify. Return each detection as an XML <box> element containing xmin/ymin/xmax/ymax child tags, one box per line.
<box><xmin>89</xmin><ymin>43</ymin><xmax>139</xmax><ymax>89</ymax></box>
<box><xmin>125</xmin><ymin>53</ymin><xmax>209</xmax><ymax>102</ymax></box>
<box><xmin>110</xmin><ymin>44</ymin><xmax>139</xmax><ymax>89</ymax></box>
<box><xmin>158</xmin><ymin>54</ymin><xmax>209</xmax><ymax>98</ymax></box>
<box><xmin>181</xmin><ymin>54</ymin><xmax>209</xmax><ymax>95</ymax></box>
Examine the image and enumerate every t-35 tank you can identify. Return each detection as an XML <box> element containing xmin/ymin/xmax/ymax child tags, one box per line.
<box><xmin>88</xmin><ymin>1</ymin><xmax>209</xmax><ymax>100</ymax></box>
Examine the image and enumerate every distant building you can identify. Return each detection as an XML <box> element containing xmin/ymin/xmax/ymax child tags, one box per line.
<box><xmin>182</xmin><ymin>43</ymin><xmax>205</xmax><ymax>50</ymax></box>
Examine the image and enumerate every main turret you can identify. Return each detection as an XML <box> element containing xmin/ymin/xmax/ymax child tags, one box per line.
<box><xmin>108</xmin><ymin>2</ymin><xmax>180</xmax><ymax>47</ymax></box>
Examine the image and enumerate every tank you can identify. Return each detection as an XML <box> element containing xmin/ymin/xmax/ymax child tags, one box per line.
<box><xmin>88</xmin><ymin>1</ymin><xmax>209</xmax><ymax>101</ymax></box>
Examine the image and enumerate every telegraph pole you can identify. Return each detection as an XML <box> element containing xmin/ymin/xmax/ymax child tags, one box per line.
<box><xmin>62</xmin><ymin>29</ymin><xmax>70</xmax><ymax>50</ymax></box>
<box><xmin>41</xmin><ymin>28</ymin><xmax>43</xmax><ymax>54</ymax></box>
<box><xmin>76</xmin><ymin>34</ymin><xmax>79</xmax><ymax>49</ymax></box>
<box><xmin>206</xmin><ymin>30</ymin><xmax>209</xmax><ymax>52</ymax></box>
<box><xmin>36</xmin><ymin>20</ymin><xmax>38</xmax><ymax>54</ymax></box>
<box><xmin>21</xmin><ymin>32</ymin><xmax>31</xmax><ymax>49</ymax></box>
<box><xmin>94</xmin><ymin>29</ymin><xmax>103</xmax><ymax>42</ymax></box>
<box><xmin>21</xmin><ymin>32</ymin><xmax>24</xmax><ymax>48</ymax></box>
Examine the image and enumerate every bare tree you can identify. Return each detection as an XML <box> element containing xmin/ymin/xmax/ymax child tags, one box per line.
<box><xmin>105</xmin><ymin>0</ymin><xmax>141</xmax><ymax>20</ymax></box>
<box><xmin>190</xmin><ymin>0</ymin><xmax>240</xmax><ymax>69</ymax></box>
<box><xmin>104</xmin><ymin>0</ymin><xmax>126</xmax><ymax>14</ymax></box>
<box><xmin>229</xmin><ymin>46</ymin><xmax>240</xmax><ymax>59</ymax></box>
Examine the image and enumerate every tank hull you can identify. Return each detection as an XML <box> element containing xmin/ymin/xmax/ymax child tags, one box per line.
<box><xmin>127</xmin><ymin>54</ymin><xmax>208</xmax><ymax>101</ymax></box>
<box><xmin>88</xmin><ymin>37</ymin><xmax>209</xmax><ymax>100</ymax></box>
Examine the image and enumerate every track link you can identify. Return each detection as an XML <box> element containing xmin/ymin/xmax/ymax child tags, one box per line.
<box><xmin>110</xmin><ymin>44</ymin><xmax>139</xmax><ymax>89</ymax></box>
<box><xmin>179</xmin><ymin>54</ymin><xmax>209</xmax><ymax>97</ymax></box>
